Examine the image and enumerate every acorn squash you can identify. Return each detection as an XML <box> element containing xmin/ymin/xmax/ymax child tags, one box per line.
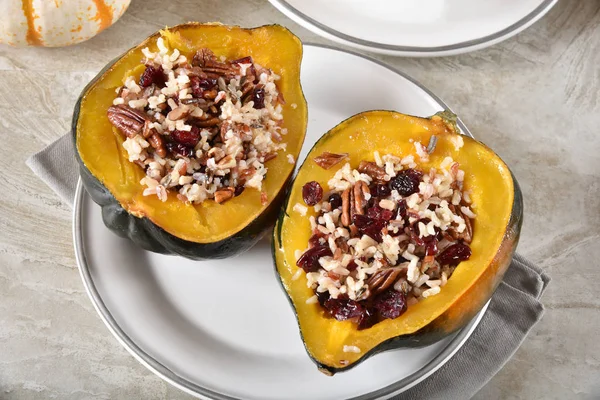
<box><xmin>272</xmin><ymin>110</ymin><xmax>522</xmax><ymax>374</ymax></box>
<box><xmin>73</xmin><ymin>23</ymin><xmax>307</xmax><ymax>259</ymax></box>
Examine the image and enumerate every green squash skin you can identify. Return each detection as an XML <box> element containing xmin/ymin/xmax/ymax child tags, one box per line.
<box><xmin>272</xmin><ymin>111</ymin><xmax>523</xmax><ymax>374</ymax></box>
<box><xmin>72</xmin><ymin>49</ymin><xmax>297</xmax><ymax>261</ymax></box>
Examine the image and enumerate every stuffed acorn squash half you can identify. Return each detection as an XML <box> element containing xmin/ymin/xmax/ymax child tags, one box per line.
<box><xmin>273</xmin><ymin>110</ymin><xmax>522</xmax><ymax>374</ymax></box>
<box><xmin>73</xmin><ymin>23</ymin><xmax>307</xmax><ymax>259</ymax></box>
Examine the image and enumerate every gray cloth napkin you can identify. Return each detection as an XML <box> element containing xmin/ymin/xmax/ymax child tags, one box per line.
<box><xmin>27</xmin><ymin>134</ymin><xmax>550</xmax><ymax>400</ymax></box>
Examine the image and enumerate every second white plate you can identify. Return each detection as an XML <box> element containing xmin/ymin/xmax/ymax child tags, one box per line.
<box><xmin>269</xmin><ymin>0</ymin><xmax>558</xmax><ymax>56</ymax></box>
<box><xmin>74</xmin><ymin>44</ymin><xmax>487</xmax><ymax>399</ymax></box>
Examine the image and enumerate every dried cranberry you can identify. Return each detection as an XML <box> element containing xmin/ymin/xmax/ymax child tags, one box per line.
<box><xmin>357</xmin><ymin>307</ymin><xmax>378</xmax><ymax>330</ymax></box>
<box><xmin>234</xmin><ymin>185</ymin><xmax>245</xmax><ymax>196</ymax></box>
<box><xmin>328</xmin><ymin>193</ymin><xmax>342</xmax><ymax>209</ymax></box>
<box><xmin>437</xmin><ymin>243</ymin><xmax>472</xmax><ymax>266</ymax></box>
<box><xmin>200</xmin><ymin>78</ymin><xmax>217</xmax><ymax>89</ymax></box>
<box><xmin>190</xmin><ymin>76</ymin><xmax>217</xmax><ymax>97</ymax></box>
<box><xmin>324</xmin><ymin>298</ymin><xmax>364</xmax><ymax>321</ymax></box>
<box><xmin>388</xmin><ymin>226</ymin><xmax>406</xmax><ymax>237</ymax></box>
<box><xmin>412</xmin><ymin>218</ymin><xmax>441</xmax><ymax>256</ymax></box>
<box><xmin>367</xmin><ymin>196</ymin><xmax>378</xmax><ymax>208</ymax></box>
<box><xmin>390</xmin><ymin>169</ymin><xmax>423</xmax><ymax>196</ymax></box>
<box><xmin>395</xmin><ymin>256</ymin><xmax>409</xmax><ymax>266</ymax></box>
<box><xmin>352</xmin><ymin>214</ymin><xmax>371</xmax><ymax>229</ymax></box>
<box><xmin>396</xmin><ymin>199</ymin><xmax>408</xmax><ymax>220</ymax></box>
<box><xmin>370</xmin><ymin>184</ymin><xmax>391</xmax><ymax>198</ymax></box>
<box><xmin>407</xmin><ymin>218</ymin><xmax>435</xmax><ymax>248</ymax></box>
<box><xmin>190</xmin><ymin>76</ymin><xmax>202</xmax><ymax>97</ymax></box>
<box><xmin>425</xmin><ymin>238</ymin><xmax>439</xmax><ymax>257</ymax></box>
<box><xmin>407</xmin><ymin>225</ymin><xmax>425</xmax><ymax>247</ymax></box>
<box><xmin>346</xmin><ymin>260</ymin><xmax>358</xmax><ymax>271</ymax></box>
<box><xmin>353</xmin><ymin>214</ymin><xmax>386</xmax><ymax>242</ymax></box>
<box><xmin>296</xmin><ymin>245</ymin><xmax>332</xmax><ymax>272</ymax></box>
<box><xmin>367</xmin><ymin>205</ymin><xmax>394</xmax><ymax>221</ymax></box>
<box><xmin>308</xmin><ymin>232</ymin><xmax>326</xmax><ymax>248</ymax></box>
<box><xmin>374</xmin><ymin>289</ymin><xmax>407</xmax><ymax>320</ymax></box>
<box><xmin>139</xmin><ymin>65</ymin><xmax>166</xmax><ymax>88</ymax></box>
<box><xmin>172</xmin><ymin>126</ymin><xmax>200</xmax><ymax>147</ymax></box>
<box><xmin>166</xmin><ymin>142</ymin><xmax>194</xmax><ymax>158</ymax></box>
<box><xmin>252</xmin><ymin>87</ymin><xmax>265</xmax><ymax>109</ymax></box>
<box><xmin>302</xmin><ymin>181</ymin><xmax>323</xmax><ymax>206</ymax></box>
<box><xmin>316</xmin><ymin>291</ymin><xmax>330</xmax><ymax>306</ymax></box>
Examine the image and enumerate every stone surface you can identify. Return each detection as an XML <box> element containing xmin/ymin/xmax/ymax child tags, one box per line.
<box><xmin>1</xmin><ymin>0</ymin><xmax>599</xmax><ymax>398</ymax></box>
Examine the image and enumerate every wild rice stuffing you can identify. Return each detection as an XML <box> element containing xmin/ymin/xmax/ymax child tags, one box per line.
<box><xmin>295</xmin><ymin>140</ymin><xmax>475</xmax><ymax>330</ymax></box>
<box><xmin>107</xmin><ymin>37</ymin><xmax>290</xmax><ymax>204</ymax></box>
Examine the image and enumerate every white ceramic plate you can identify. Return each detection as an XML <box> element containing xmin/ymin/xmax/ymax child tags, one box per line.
<box><xmin>269</xmin><ymin>0</ymin><xmax>558</xmax><ymax>56</ymax></box>
<box><xmin>73</xmin><ymin>44</ymin><xmax>488</xmax><ymax>400</ymax></box>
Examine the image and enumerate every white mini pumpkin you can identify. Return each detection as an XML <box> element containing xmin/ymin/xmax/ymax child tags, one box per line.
<box><xmin>0</xmin><ymin>0</ymin><xmax>131</xmax><ymax>47</ymax></box>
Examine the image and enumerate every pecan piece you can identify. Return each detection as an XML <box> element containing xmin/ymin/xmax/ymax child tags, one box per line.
<box><xmin>195</xmin><ymin>117</ymin><xmax>220</xmax><ymax>128</ymax></box>
<box><xmin>448</xmin><ymin>204</ymin><xmax>473</xmax><ymax>243</ymax></box>
<box><xmin>341</xmin><ymin>188</ymin><xmax>351</xmax><ymax>227</ymax></box>
<box><xmin>313</xmin><ymin>152</ymin><xmax>349</xmax><ymax>170</ymax></box>
<box><xmin>192</xmin><ymin>48</ymin><xmax>219</xmax><ymax>68</ymax></box>
<box><xmin>141</xmin><ymin>120</ymin><xmax>156</xmax><ymax>139</ymax></box>
<box><xmin>148</xmin><ymin>133</ymin><xmax>166</xmax><ymax>158</ymax></box>
<box><xmin>237</xmin><ymin>167</ymin><xmax>256</xmax><ymax>183</ymax></box>
<box><xmin>366</xmin><ymin>267</ymin><xmax>404</xmax><ymax>296</ymax></box>
<box><xmin>201</xmin><ymin>65</ymin><xmax>233</xmax><ymax>73</ymax></box>
<box><xmin>349</xmin><ymin>184</ymin><xmax>356</xmax><ymax>218</ymax></box>
<box><xmin>177</xmin><ymin>161</ymin><xmax>188</xmax><ymax>176</ymax></box>
<box><xmin>458</xmin><ymin>207</ymin><xmax>473</xmax><ymax>244</ymax></box>
<box><xmin>133</xmin><ymin>159</ymin><xmax>145</xmax><ymax>169</ymax></box>
<box><xmin>187</xmin><ymin>66</ymin><xmax>208</xmax><ymax>78</ymax></box>
<box><xmin>441</xmin><ymin>230</ymin><xmax>455</xmax><ymax>242</ymax></box>
<box><xmin>335</xmin><ymin>237</ymin><xmax>350</xmax><ymax>253</ymax></box>
<box><xmin>240</xmin><ymin>77</ymin><xmax>255</xmax><ymax>101</ymax></box>
<box><xmin>220</xmin><ymin>121</ymin><xmax>232</xmax><ymax>142</ymax></box>
<box><xmin>357</xmin><ymin>161</ymin><xmax>387</xmax><ymax>182</ymax></box>
<box><xmin>207</xmin><ymin>147</ymin><xmax>226</xmax><ymax>161</ymax></box>
<box><xmin>462</xmin><ymin>213</ymin><xmax>473</xmax><ymax>244</ymax></box>
<box><xmin>217</xmin><ymin>155</ymin><xmax>236</xmax><ymax>169</ymax></box>
<box><xmin>333</xmin><ymin>248</ymin><xmax>343</xmax><ymax>261</ymax></box>
<box><xmin>262</xmin><ymin>152</ymin><xmax>277</xmax><ymax>162</ymax></box>
<box><xmin>167</xmin><ymin>106</ymin><xmax>191</xmax><ymax>121</ymax></box>
<box><xmin>214</xmin><ymin>187</ymin><xmax>235</xmax><ymax>204</ymax></box>
<box><xmin>201</xmin><ymin>89</ymin><xmax>217</xmax><ymax>100</ymax></box>
<box><xmin>107</xmin><ymin>105</ymin><xmax>148</xmax><ymax>138</ymax></box>
<box><xmin>353</xmin><ymin>181</ymin><xmax>369</xmax><ymax>216</ymax></box>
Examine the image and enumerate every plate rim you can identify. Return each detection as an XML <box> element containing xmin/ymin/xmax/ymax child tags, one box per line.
<box><xmin>268</xmin><ymin>0</ymin><xmax>558</xmax><ymax>56</ymax></box>
<box><xmin>72</xmin><ymin>43</ymin><xmax>488</xmax><ymax>400</ymax></box>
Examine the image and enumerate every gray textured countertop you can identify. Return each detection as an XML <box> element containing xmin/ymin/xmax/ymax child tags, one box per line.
<box><xmin>1</xmin><ymin>0</ymin><xmax>599</xmax><ymax>398</ymax></box>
